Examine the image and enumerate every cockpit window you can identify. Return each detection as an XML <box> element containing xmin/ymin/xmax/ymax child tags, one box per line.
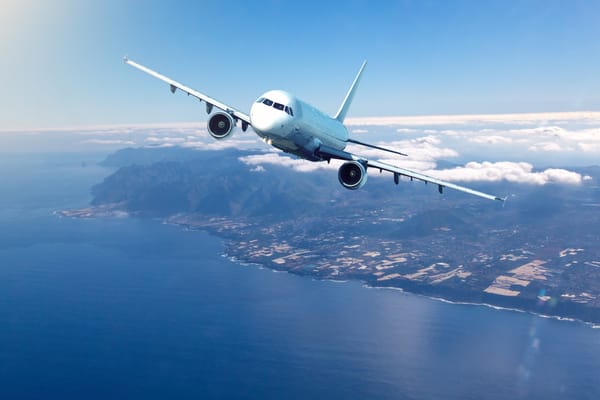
<box><xmin>260</xmin><ymin>98</ymin><xmax>293</xmax><ymax>116</ymax></box>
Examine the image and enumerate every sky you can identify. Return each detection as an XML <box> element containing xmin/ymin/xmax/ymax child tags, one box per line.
<box><xmin>1</xmin><ymin>0</ymin><xmax>600</xmax><ymax>130</ymax></box>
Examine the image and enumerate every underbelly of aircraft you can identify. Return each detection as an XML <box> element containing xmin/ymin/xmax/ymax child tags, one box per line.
<box><xmin>270</xmin><ymin>131</ymin><xmax>324</xmax><ymax>161</ymax></box>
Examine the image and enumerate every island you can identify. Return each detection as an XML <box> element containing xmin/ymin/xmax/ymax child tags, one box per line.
<box><xmin>60</xmin><ymin>147</ymin><xmax>600</xmax><ymax>323</ymax></box>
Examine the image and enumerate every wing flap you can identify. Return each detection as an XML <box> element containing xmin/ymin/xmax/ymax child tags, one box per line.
<box><xmin>124</xmin><ymin>57</ymin><xmax>251</xmax><ymax>125</ymax></box>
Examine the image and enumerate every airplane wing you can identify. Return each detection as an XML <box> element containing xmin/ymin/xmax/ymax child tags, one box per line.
<box><xmin>366</xmin><ymin>159</ymin><xmax>505</xmax><ymax>202</ymax></box>
<box><xmin>317</xmin><ymin>145</ymin><xmax>505</xmax><ymax>202</ymax></box>
<box><xmin>124</xmin><ymin>57</ymin><xmax>251</xmax><ymax>127</ymax></box>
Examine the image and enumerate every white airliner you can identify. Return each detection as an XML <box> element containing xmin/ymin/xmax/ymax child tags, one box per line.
<box><xmin>125</xmin><ymin>58</ymin><xmax>504</xmax><ymax>202</ymax></box>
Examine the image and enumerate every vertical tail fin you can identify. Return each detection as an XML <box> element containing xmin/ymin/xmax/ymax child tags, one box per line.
<box><xmin>334</xmin><ymin>60</ymin><xmax>367</xmax><ymax>122</ymax></box>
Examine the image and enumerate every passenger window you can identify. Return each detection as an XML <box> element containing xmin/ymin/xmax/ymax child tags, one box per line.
<box><xmin>263</xmin><ymin>99</ymin><xmax>273</xmax><ymax>106</ymax></box>
<box><xmin>273</xmin><ymin>102</ymin><xmax>284</xmax><ymax>111</ymax></box>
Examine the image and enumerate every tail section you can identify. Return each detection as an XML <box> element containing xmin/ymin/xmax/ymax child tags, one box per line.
<box><xmin>334</xmin><ymin>60</ymin><xmax>367</xmax><ymax>122</ymax></box>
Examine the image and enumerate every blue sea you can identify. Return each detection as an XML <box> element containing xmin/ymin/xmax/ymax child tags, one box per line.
<box><xmin>1</xmin><ymin>153</ymin><xmax>599</xmax><ymax>399</ymax></box>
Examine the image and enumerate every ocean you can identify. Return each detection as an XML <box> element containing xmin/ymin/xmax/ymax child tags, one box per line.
<box><xmin>0</xmin><ymin>153</ymin><xmax>599</xmax><ymax>399</ymax></box>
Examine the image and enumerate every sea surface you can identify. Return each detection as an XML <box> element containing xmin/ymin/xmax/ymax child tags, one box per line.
<box><xmin>1</xmin><ymin>153</ymin><xmax>599</xmax><ymax>400</ymax></box>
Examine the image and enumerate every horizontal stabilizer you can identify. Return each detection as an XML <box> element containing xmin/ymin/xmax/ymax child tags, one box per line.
<box><xmin>347</xmin><ymin>138</ymin><xmax>407</xmax><ymax>157</ymax></box>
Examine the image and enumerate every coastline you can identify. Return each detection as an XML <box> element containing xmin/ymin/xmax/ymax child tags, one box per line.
<box><xmin>209</xmin><ymin>226</ymin><xmax>600</xmax><ymax>327</ymax></box>
<box><xmin>60</xmin><ymin>209</ymin><xmax>600</xmax><ymax>326</ymax></box>
<box><xmin>225</xmin><ymin>234</ymin><xmax>600</xmax><ymax>327</ymax></box>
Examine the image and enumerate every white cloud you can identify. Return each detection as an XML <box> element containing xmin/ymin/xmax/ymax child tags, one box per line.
<box><xmin>424</xmin><ymin>162</ymin><xmax>586</xmax><ymax>185</ymax></box>
<box><xmin>239</xmin><ymin>152</ymin><xmax>340</xmax><ymax>173</ymax></box>
<box><xmin>250</xmin><ymin>165</ymin><xmax>266</xmax><ymax>172</ymax></box>
<box><xmin>577</xmin><ymin>142</ymin><xmax>600</xmax><ymax>152</ymax></box>
<box><xmin>81</xmin><ymin>139</ymin><xmax>135</xmax><ymax>145</ymax></box>
<box><xmin>344</xmin><ymin>111</ymin><xmax>600</xmax><ymax>127</ymax></box>
<box><xmin>145</xmin><ymin>136</ymin><xmax>186</xmax><ymax>144</ymax></box>
<box><xmin>528</xmin><ymin>142</ymin><xmax>566</xmax><ymax>152</ymax></box>
<box><xmin>144</xmin><ymin>142</ymin><xmax>180</xmax><ymax>148</ymax></box>
<box><xmin>183</xmin><ymin>138</ymin><xmax>262</xmax><ymax>150</ymax></box>
<box><xmin>404</xmin><ymin>123</ymin><xmax>600</xmax><ymax>157</ymax></box>
<box><xmin>468</xmin><ymin>135</ymin><xmax>514</xmax><ymax>145</ymax></box>
<box><xmin>347</xmin><ymin>136</ymin><xmax>458</xmax><ymax>170</ymax></box>
<box><xmin>396</xmin><ymin>128</ymin><xmax>419</xmax><ymax>134</ymax></box>
<box><xmin>239</xmin><ymin>153</ymin><xmax>587</xmax><ymax>186</ymax></box>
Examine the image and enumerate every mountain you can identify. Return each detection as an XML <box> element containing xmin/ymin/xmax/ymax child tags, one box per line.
<box><xmin>92</xmin><ymin>148</ymin><xmax>338</xmax><ymax>218</ymax></box>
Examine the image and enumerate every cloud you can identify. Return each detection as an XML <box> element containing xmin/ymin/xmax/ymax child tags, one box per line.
<box><xmin>16</xmin><ymin>113</ymin><xmax>594</xmax><ymax>182</ymax></box>
<box><xmin>239</xmin><ymin>152</ymin><xmax>588</xmax><ymax>186</ymax></box>
<box><xmin>577</xmin><ymin>142</ymin><xmax>600</xmax><ymax>153</ymax></box>
<box><xmin>239</xmin><ymin>152</ymin><xmax>340</xmax><ymax>173</ymax></box>
<box><xmin>396</xmin><ymin>128</ymin><xmax>420</xmax><ymax>134</ymax></box>
<box><xmin>145</xmin><ymin>136</ymin><xmax>186</xmax><ymax>144</ymax></box>
<box><xmin>183</xmin><ymin>138</ymin><xmax>262</xmax><ymax>150</ymax></box>
<box><xmin>344</xmin><ymin>111</ymin><xmax>600</xmax><ymax>127</ymax></box>
<box><xmin>528</xmin><ymin>142</ymin><xmax>567</xmax><ymax>152</ymax></box>
<box><xmin>468</xmin><ymin>135</ymin><xmax>514</xmax><ymax>145</ymax></box>
<box><xmin>250</xmin><ymin>165</ymin><xmax>266</xmax><ymax>172</ymax></box>
<box><xmin>81</xmin><ymin>139</ymin><xmax>135</xmax><ymax>145</ymax></box>
<box><xmin>234</xmin><ymin>122</ymin><xmax>590</xmax><ymax>186</ymax></box>
<box><xmin>145</xmin><ymin>143</ymin><xmax>176</xmax><ymax>148</ymax></box>
<box><xmin>346</xmin><ymin>135</ymin><xmax>458</xmax><ymax>171</ymax></box>
<box><xmin>424</xmin><ymin>162</ymin><xmax>586</xmax><ymax>185</ymax></box>
<box><xmin>405</xmin><ymin>123</ymin><xmax>600</xmax><ymax>157</ymax></box>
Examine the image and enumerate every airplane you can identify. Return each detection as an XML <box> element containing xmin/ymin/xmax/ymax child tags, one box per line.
<box><xmin>124</xmin><ymin>57</ymin><xmax>505</xmax><ymax>202</ymax></box>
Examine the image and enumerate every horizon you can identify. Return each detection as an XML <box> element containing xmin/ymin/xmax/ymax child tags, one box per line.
<box><xmin>3</xmin><ymin>110</ymin><xmax>600</xmax><ymax>133</ymax></box>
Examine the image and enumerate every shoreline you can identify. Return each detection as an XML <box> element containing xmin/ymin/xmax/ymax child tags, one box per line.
<box><xmin>227</xmin><ymin>240</ymin><xmax>600</xmax><ymax>328</ymax></box>
<box><xmin>60</xmin><ymin>210</ymin><xmax>600</xmax><ymax>327</ymax></box>
<box><xmin>214</xmin><ymin>226</ymin><xmax>600</xmax><ymax>327</ymax></box>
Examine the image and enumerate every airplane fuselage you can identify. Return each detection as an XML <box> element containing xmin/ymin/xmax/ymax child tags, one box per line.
<box><xmin>250</xmin><ymin>90</ymin><xmax>348</xmax><ymax>161</ymax></box>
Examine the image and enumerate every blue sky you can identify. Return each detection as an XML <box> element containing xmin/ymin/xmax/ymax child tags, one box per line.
<box><xmin>2</xmin><ymin>0</ymin><xmax>600</xmax><ymax>129</ymax></box>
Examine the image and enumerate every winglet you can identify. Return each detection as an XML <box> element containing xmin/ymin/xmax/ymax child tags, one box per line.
<box><xmin>335</xmin><ymin>60</ymin><xmax>367</xmax><ymax>122</ymax></box>
<box><xmin>123</xmin><ymin>55</ymin><xmax>129</xmax><ymax>63</ymax></box>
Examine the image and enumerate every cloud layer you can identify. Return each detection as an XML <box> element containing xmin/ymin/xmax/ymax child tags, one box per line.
<box><xmin>424</xmin><ymin>162</ymin><xmax>587</xmax><ymax>185</ymax></box>
<box><xmin>345</xmin><ymin>111</ymin><xmax>600</xmax><ymax>126</ymax></box>
<box><xmin>8</xmin><ymin>111</ymin><xmax>595</xmax><ymax>186</ymax></box>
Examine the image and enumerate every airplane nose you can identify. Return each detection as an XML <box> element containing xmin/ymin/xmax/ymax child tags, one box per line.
<box><xmin>250</xmin><ymin>103</ymin><xmax>276</xmax><ymax>133</ymax></box>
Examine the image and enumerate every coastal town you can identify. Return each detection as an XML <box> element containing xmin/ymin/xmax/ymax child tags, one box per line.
<box><xmin>161</xmin><ymin>207</ymin><xmax>600</xmax><ymax>322</ymax></box>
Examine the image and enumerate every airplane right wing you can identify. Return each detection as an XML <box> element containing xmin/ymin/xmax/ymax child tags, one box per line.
<box><xmin>124</xmin><ymin>57</ymin><xmax>251</xmax><ymax>129</ymax></box>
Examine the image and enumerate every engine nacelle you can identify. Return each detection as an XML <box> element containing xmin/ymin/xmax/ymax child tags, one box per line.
<box><xmin>338</xmin><ymin>161</ymin><xmax>368</xmax><ymax>190</ymax></box>
<box><xmin>207</xmin><ymin>112</ymin><xmax>235</xmax><ymax>139</ymax></box>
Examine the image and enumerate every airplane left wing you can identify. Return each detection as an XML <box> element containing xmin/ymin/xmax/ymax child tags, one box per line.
<box><xmin>366</xmin><ymin>159</ymin><xmax>505</xmax><ymax>202</ymax></box>
<box><xmin>317</xmin><ymin>145</ymin><xmax>505</xmax><ymax>202</ymax></box>
<box><xmin>124</xmin><ymin>57</ymin><xmax>251</xmax><ymax>127</ymax></box>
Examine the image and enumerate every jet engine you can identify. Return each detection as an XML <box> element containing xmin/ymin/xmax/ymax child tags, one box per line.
<box><xmin>207</xmin><ymin>112</ymin><xmax>235</xmax><ymax>139</ymax></box>
<box><xmin>338</xmin><ymin>161</ymin><xmax>368</xmax><ymax>190</ymax></box>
